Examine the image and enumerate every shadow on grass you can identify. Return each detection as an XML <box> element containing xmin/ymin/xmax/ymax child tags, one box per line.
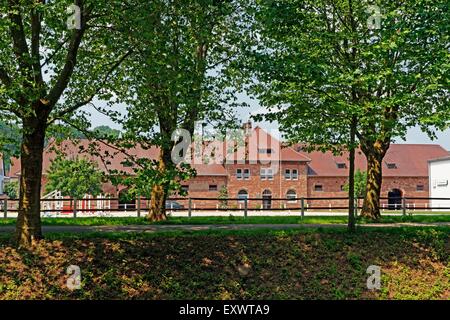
<box><xmin>0</xmin><ymin>227</ymin><xmax>448</xmax><ymax>300</ymax></box>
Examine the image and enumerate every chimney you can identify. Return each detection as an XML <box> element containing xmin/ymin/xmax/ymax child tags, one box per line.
<box><xmin>242</xmin><ymin>120</ymin><xmax>252</xmax><ymax>136</ymax></box>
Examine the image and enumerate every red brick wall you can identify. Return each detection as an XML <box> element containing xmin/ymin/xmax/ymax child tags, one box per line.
<box><xmin>307</xmin><ymin>177</ymin><xmax>348</xmax><ymax>209</ymax></box>
<box><xmin>38</xmin><ymin>166</ymin><xmax>431</xmax><ymax>211</ymax></box>
<box><xmin>307</xmin><ymin>176</ymin><xmax>430</xmax><ymax>210</ymax></box>
<box><xmin>381</xmin><ymin>176</ymin><xmax>429</xmax><ymax>209</ymax></box>
<box><xmin>225</xmin><ymin>162</ymin><xmax>309</xmax><ymax>209</ymax></box>
<box><xmin>180</xmin><ymin>175</ymin><xmax>227</xmax><ymax>209</ymax></box>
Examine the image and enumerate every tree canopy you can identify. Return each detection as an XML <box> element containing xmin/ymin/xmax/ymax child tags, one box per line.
<box><xmin>45</xmin><ymin>157</ymin><xmax>104</xmax><ymax>199</ymax></box>
<box><xmin>247</xmin><ymin>0</ymin><xmax>449</xmax><ymax>219</ymax></box>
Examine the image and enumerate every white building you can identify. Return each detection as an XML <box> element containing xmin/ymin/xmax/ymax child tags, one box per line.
<box><xmin>429</xmin><ymin>156</ymin><xmax>450</xmax><ymax>211</ymax></box>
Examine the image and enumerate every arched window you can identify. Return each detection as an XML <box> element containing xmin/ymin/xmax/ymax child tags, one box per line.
<box><xmin>262</xmin><ymin>189</ymin><xmax>272</xmax><ymax>209</ymax></box>
<box><xmin>238</xmin><ymin>190</ymin><xmax>248</xmax><ymax>202</ymax></box>
<box><xmin>388</xmin><ymin>189</ymin><xmax>403</xmax><ymax>210</ymax></box>
<box><xmin>286</xmin><ymin>190</ymin><xmax>297</xmax><ymax>203</ymax></box>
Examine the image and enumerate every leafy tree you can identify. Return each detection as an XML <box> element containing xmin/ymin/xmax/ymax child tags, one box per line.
<box><xmin>109</xmin><ymin>0</ymin><xmax>248</xmax><ymax>221</ymax></box>
<box><xmin>4</xmin><ymin>180</ymin><xmax>19</xmax><ymax>199</ymax></box>
<box><xmin>344</xmin><ymin>170</ymin><xmax>367</xmax><ymax>199</ymax></box>
<box><xmin>47</xmin><ymin>124</ymin><xmax>86</xmax><ymax>141</ymax></box>
<box><xmin>247</xmin><ymin>0</ymin><xmax>449</xmax><ymax>222</ymax></box>
<box><xmin>0</xmin><ymin>121</ymin><xmax>21</xmax><ymax>170</ymax></box>
<box><xmin>45</xmin><ymin>157</ymin><xmax>104</xmax><ymax>200</ymax></box>
<box><xmin>93</xmin><ymin>126</ymin><xmax>121</xmax><ymax>139</ymax></box>
<box><xmin>111</xmin><ymin>159</ymin><xmax>196</xmax><ymax>213</ymax></box>
<box><xmin>0</xmin><ymin>1</ymin><xmax>132</xmax><ymax>246</ymax></box>
<box><xmin>218</xmin><ymin>185</ymin><xmax>228</xmax><ymax>209</ymax></box>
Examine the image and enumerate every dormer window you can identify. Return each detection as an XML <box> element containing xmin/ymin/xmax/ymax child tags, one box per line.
<box><xmin>258</xmin><ymin>148</ymin><xmax>273</xmax><ymax>154</ymax></box>
<box><xmin>386</xmin><ymin>162</ymin><xmax>397</xmax><ymax>169</ymax></box>
<box><xmin>337</xmin><ymin>163</ymin><xmax>347</xmax><ymax>169</ymax></box>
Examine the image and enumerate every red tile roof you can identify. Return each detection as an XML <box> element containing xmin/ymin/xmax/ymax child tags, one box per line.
<box><xmin>6</xmin><ymin>135</ymin><xmax>448</xmax><ymax>179</ymax></box>
<box><xmin>298</xmin><ymin>144</ymin><xmax>449</xmax><ymax>177</ymax></box>
<box><xmin>428</xmin><ymin>155</ymin><xmax>450</xmax><ymax>163</ymax></box>
<box><xmin>7</xmin><ymin>139</ymin><xmax>227</xmax><ymax>177</ymax></box>
<box><xmin>226</xmin><ymin>127</ymin><xmax>311</xmax><ymax>163</ymax></box>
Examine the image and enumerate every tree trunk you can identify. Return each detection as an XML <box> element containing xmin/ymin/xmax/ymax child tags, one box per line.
<box><xmin>360</xmin><ymin>151</ymin><xmax>384</xmax><ymax>220</ymax></box>
<box><xmin>148</xmin><ymin>147</ymin><xmax>172</xmax><ymax>222</ymax></box>
<box><xmin>348</xmin><ymin>116</ymin><xmax>357</xmax><ymax>232</ymax></box>
<box><xmin>149</xmin><ymin>183</ymin><xmax>167</xmax><ymax>222</ymax></box>
<box><xmin>15</xmin><ymin>122</ymin><xmax>46</xmax><ymax>247</ymax></box>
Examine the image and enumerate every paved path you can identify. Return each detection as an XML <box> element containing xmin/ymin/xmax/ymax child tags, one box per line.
<box><xmin>0</xmin><ymin>222</ymin><xmax>449</xmax><ymax>234</ymax></box>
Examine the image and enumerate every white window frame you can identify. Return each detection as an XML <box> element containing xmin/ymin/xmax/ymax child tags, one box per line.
<box><xmin>267</xmin><ymin>168</ymin><xmax>274</xmax><ymax>180</ymax></box>
<box><xmin>260</xmin><ymin>168</ymin><xmax>267</xmax><ymax>180</ymax></box>
<box><xmin>243</xmin><ymin>168</ymin><xmax>250</xmax><ymax>180</ymax></box>
<box><xmin>292</xmin><ymin>169</ymin><xmax>298</xmax><ymax>180</ymax></box>
<box><xmin>238</xmin><ymin>190</ymin><xmax>248</xmax><ymax>203</ymax></box>
<box><xmin>236</xmin><ymin>169</ymin><xmax>243</xmax><ymax>180</ymax></box>
<box><xmin>284</xmin><ymin>169</ymin><xmax>291</xmax><ymax>180</ymax></box>
<box><xmin>286</xmin><ymin>190</ymin><xmax>297</xmax><ymax>203</ymax></box>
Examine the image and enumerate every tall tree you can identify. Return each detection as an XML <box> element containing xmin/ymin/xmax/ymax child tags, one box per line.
<box><xmin>45</xmin><ymin>156</ymin><xmax>104</xmax><ymax>200</ymax></box>
<box><xmin>247</xmin><ymin>0</ymin><xmax>449</xmax><ymax>221</ymax></box>
<box><xmin>93</xmin><ymin>125</ymin><xmax>121</xmax><ymax>139</ymax></box>
<box><xmin>0</xmin><ymin>0</ymin><xmax>132</xmax><ymax>246</ymax></box>
<box><xmin>110</xmin><ymin>0</ymin><xmax>248</xmax><ymax>221</ymax></box>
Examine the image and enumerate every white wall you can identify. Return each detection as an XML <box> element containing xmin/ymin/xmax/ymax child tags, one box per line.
<box><xmin>429</xmin><ymin>159</ymin><xmax>450</xmax><ymax>211</ymax></box>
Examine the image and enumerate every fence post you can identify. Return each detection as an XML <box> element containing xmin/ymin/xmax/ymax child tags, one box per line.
<box><xmin>188</xmin><ymin>197</ymin><xmax>192</xmax><ymax>218</ymax></box>
<box><xmin>73</xmin><ymin>198</ymin><xmax>77</xmax><ymax>218</ymax></box>
<box><xmin>244</xmin><ymin>198</ymin><xmax>248</xmax><ymax>219</ymax></box>
<box><xmin>3</xmin><ymin>199</ymin><xmax>7</xmax><ymax>219</ymax></box>
<box><xmin>301</xmin><ymin>198</ymin><xmax>305</xmax><ymax>220</ymax></box>
<box><xmin>402</xmin><ymin>197</ymin><xmax>407</xmax><ymax>216</ymax></box>
<box><xmin>137</xmin><ymin>194</ymin><xmax>141</xmax><ymax>218</ymax></box>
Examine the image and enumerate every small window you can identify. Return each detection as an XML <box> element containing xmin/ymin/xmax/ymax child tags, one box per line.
<box><xmin>292</xmin><ymin>169</ymin><xmax>298</xmax><ymax>180</ymax></box>
<box><xmin>386</xmin><ymin>163</ymin><xmax>397</xmax><ymax>169</ymax></box>
<box><xmin>238</xmin><ymin>190</ymin><xmax>248</xmax><ymax>202</ymax></box>
<box><xmin>340</xmin><ymin>185</ymin><xmax>345</xmax><ymax>191</ymax></box>
<box><xmin>243</xmin><ymin>169</ymin><xmax>250</xmax><ymax>180</ymax></box>
<box><xmin>260</xmin><ymin>168</ymin><xmax>267</xmax><ymax>180</ymax></box>
<box><xmin>181</xmin><ymin>185</ymin><xmax>189</xmax><ymax>193</ymax></box>
<box><xmin>267</xmin><ymin>168</ymin><xmax>274</xmax><ymax>180</ymax></box>
<box><xmin>436</xmin><ymin>180</ymin><xmax>448</xmax><ymax>187</ymax></box>
<box><xmin>209</xmin><ymin>185</ymin><xmax>218</xmax><ymax>191</ymax></box>
<box><xmin>314</xmin><ymin>185</ymin><xmax>323</xmax><ymax>192</ymax></box>
<box><xmin>236</xmin><ymin>169</ymin><xmax>242</xmax><ymax>179</ymax></box>
<box><xmin>285</xmin><ymin>169</ymin><xmax>291</xmax><ymax>180</ymax></box>
<box><xmin>286</xmin><ymin>190</ymin><xmax>297</xmax><ymax>203</ymax></box>
<box><xmin>337</xmin><ymin>163</ymin><xmax>347</xmax><ymax>169</ymax></box>
<box><xmin>258</xmin><ymin>148</ymin><xmax>273</xmax><ymax>154</ymax></box>
<box><xmin>416</xmin><ymin>185</ymin><xmax>424</xmax><ymax>191</ymax></box>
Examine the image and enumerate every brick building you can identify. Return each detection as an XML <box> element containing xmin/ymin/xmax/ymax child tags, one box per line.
<box><xmin>7</xmin><ymin>125</ymin><xmax>449</xmax><ymax>210</ymax></box>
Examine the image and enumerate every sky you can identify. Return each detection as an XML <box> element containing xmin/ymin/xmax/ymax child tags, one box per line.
<box><xmin>87</xmin><ymin>94</ymin><xmax>450</xmax><ymax>151</ymax></box>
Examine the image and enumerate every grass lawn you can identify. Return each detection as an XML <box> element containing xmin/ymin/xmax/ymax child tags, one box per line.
<box><xmin>1</xmin><ymin>214</ymin><xmax>450</xmax><ymax>227</ymax></box>
<box><xmin>0</xmin><ymin>226</ymin><xmax>448</xmax><ymax>300</ymax></box>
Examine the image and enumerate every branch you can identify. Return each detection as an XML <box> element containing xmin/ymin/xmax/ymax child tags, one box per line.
<box><xmin>60</xmin><ymin>119</ymin><xmax>146</xmax><ymax>173</ymax></box>
<box><xmin>40</xmin><ymin>37</ymin><xmax>71</xmax><ymax>68</ymax></box>
<box><xmin>8</xmin><ymin>0</ymin><xmax>32</xmax><ymax>74</ymax></box>
<box><xmin>31</xmin><ymin>1</ymin><xmax>44</xmax><ymax>85</ymax></box>
<box><xmin>0</xmin><ymin>66</ymin><xmax>11</xmax><ymax>86</ymax></box>
<box><xmin>47</xmin><ymin>49</ymin><xmax>134</xmax><ymax>124</ymax></box>
<box><xmin>46</xmin><ymin>0</ymin><xmax>86</xmax><ymax>107</ymax></box>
